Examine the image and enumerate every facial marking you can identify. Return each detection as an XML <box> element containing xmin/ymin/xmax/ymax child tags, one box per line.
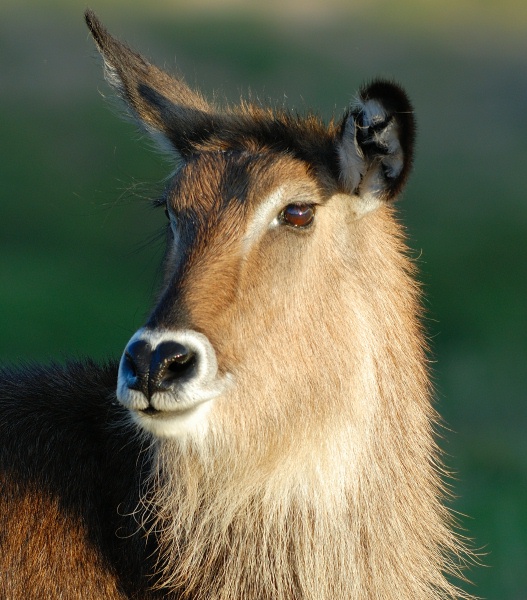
<box><xmin>166</xmin><ymin>212</ymin><xmax>183</xmax><ymax>264</ymax></box>
<box><xmin>242</xmin><ymin>186</ymin><xmax>285</xmax><ymax>255</ymax></box>
<box><xmin>241</xmin><ymin>182</ymin><xmax>320</xmax><ymax>256</ymax></box>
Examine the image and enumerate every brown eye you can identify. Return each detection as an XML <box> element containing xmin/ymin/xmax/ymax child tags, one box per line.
<box><xmin>279</xmin><ymin>203</ymin><xmax>315</xmax><ymax>228</ymax></box>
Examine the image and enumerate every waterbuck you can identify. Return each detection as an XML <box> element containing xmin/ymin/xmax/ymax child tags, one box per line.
<box><xmin>0</xmin><ymin>11</ymin><xmax>471</xmax><ymax>599</ymax></box>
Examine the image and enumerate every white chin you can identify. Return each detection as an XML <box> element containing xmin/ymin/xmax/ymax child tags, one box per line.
<box><xmin>131</xmin><ymin>401</ymin><xmax>212</xmax><ymax>439</ymax></box>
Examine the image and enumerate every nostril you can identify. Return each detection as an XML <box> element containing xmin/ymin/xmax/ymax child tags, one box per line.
<box><xmin>123</xmin><ymin>352</ymin><xmax>137</xmax><ymax>378</ymax></box>
<box><xmin>122</xmin><ymin>339</ymin><xmax>151</xmax><ymax>395</ymax></box>
<box><xmin>125</xmin><ymin>340</ymin><xmax>151</xmax><ymax>371</ymax></box>
<box><xmin>121</xmin><ymin>352</ymin><xmax>137</xmax><ymax>378</ymax></box>
<box><xmin>152</xmin><ymin>341</ymin><xmax>197</xmax><ymax>390</ymax></box>
<box><xmin>165</xmin><ymin>352</ymin><xmax>196</xmax><ymax>379</ymax></box>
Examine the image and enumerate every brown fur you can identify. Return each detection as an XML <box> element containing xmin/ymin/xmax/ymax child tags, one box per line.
<box><xmin>0</xmin><ymin>12</ymin><xmax>474</xmax><ymax>600</ymax></box>
<box><xmin>142</xmin><ymin>197</ymin><xmax>472</xmax><ymax>599</ymax></box>
<box><xmin>1</xmin><ymin>482</ymin><xmax>127</xmax><ymax>599</ymax></box>
<box><xmin>89</xmin><ymin>11</ymin><xmax>472</xmax><ymax>598</ymax></box>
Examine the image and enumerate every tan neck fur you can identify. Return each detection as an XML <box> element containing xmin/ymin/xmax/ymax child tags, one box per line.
<box><xmin>136</xmin><ymin>209</ymin><xmax>470</xmax><ymax>600</ymax></box>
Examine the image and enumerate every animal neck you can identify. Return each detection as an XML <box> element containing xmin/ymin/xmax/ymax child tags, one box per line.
<box><xmin>138</xmin><ymin>213</ymin><xmax>467</xmax><ymax>599</ymax></box>
<box><xmin>142</xmin><ymin>392</ymin><xmax>463</xmax><ymax>599</ymax></box>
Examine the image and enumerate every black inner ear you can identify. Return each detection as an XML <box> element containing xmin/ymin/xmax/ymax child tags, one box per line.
<box><xmin>352</xmin><ymin>80</ymin><xmax>416</xmax><ymax>201</ymax></box>
<box><xmin>359</xmin><ymin>81</ymin><xmax>416</xmax><ymax>171</ymax></box>
<box><xmin>356</xmin><ymin>117</ymin><xmax>394</xmax><ymax>157</ymax></box>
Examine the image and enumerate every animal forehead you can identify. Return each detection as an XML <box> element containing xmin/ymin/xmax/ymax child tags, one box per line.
<box><xmin>167</xmin><ymin>151</ymin><xmax>318</xmax><ymax>214</ymax></box>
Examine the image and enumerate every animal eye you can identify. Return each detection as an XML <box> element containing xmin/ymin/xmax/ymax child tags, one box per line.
<box><xmin>279</xmin><ymin>203</ymin><xmax>316</xmax><ymax>228</ymax></box>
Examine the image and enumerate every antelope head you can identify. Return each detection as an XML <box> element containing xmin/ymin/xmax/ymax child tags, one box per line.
<box><xmin>85</xmin><ymin>12</ymin><xmax>416</xmax><ymax>448</ymax></box>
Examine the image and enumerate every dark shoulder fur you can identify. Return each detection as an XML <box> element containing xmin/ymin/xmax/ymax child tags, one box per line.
<box><xmin>0</xmin><ymin>360</ymin><xmax>158</xmax><ymax>599</ymax></box>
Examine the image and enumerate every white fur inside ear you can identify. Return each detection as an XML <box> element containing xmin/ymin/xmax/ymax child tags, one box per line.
<box><xmin>338</xmin><ymin>96</ymin><xmax>404</xmax><ymax>211</ymax></box>
<box><xmin>145</xmin><ymin>124</ymin><xmax>184</xmax><ymax>161</ymax></box>
<box><xmin>372</xmin><ymin>119</ymin><xmax>403</xmax><ymax>179</ymax></box>
<box><xmin>360</xmin><ymin>98</ymin><xmax>403</xmax><ymax>180</ymax></box>
<box><xmin>100</xmin><ymin>56</ymin><xmax>125</xmax><ymax>98</ymax></box>
<box><xmin>100</xmin><ymin>55</ymin><xmax>182</xmax><ymax>161</ymax></box>
<box><xmin>359</xmin><ymin>98</ymin><xmax>386</xmax><ymax>128</ymax></box>
<box><xmin>337</xmin><ymin>115</ymin><xmax>365</xmax><ymax>193</ymax></box>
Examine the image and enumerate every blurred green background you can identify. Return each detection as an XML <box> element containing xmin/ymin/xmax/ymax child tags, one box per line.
<box><xmin>1</xmin><ymin>1</ymin><xmax>526</xmax><ymax>597</ymax></box>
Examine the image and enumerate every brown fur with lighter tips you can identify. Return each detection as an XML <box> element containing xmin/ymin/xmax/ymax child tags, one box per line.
<box><xmin>0</xmin><ymin>10</ymin><xmax>474</xmax><ymax>600</ymax></box>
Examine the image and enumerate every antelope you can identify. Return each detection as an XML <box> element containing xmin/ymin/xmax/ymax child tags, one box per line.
<box><xmin>0</xmin><ymin>11</ymin><xmax>472</xmax><ymax>600</ymax></box>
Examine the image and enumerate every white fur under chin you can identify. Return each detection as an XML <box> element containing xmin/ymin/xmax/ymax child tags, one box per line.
<box><xmin>131</xmin><ymin>400</ymin><xmax>213</xmax><ymax>439</ymax></box>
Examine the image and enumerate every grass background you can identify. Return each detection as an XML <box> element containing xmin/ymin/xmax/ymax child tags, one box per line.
<box><xmin>1</xmin><ymin>1</ymin><xmax>526</xmax><ymax>597</ymax></box>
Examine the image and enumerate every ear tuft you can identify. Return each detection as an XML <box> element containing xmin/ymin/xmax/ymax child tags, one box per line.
<box><xmin>337</xmin><ymin>80</ymin><xmax>415</xmax><ymax>214</ymax></box>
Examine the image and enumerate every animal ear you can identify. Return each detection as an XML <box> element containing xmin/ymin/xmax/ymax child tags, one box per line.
<box><xmin>336</xmin><ymin>80</ymin><xmax>415</xmax><ymax>215</ymax></box>
<box><xmin>85</xmin><ymin>10</ymin><xmax>215</xmax><ymax>158</ymax></box>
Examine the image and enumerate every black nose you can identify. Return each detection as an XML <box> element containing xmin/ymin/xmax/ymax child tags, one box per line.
<box><xmin>121</xmin><ymin>339</ymin><xmax>197</xmax><ymax>400</ymax></box>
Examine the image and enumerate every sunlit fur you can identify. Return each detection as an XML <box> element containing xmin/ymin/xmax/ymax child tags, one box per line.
<box><xmin>136</xmin><ymin>193</ymin><xmax>472</xmax><ymax>599</ymax></box>
<box><xmin>81</xmin><ymin>11</ymin><xmax>475</xmax><ymax>598</ymax></box>
<box><xmin>0</xmin><ymin>11</ymin><xmax>475</xmax><ymax>599</ymax></box>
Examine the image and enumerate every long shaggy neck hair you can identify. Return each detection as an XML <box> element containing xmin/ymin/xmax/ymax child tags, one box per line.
<box><xmin>135</xmin><ymin>210</ymin><xmax>471</xmax><ymax>600</ymax></box>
